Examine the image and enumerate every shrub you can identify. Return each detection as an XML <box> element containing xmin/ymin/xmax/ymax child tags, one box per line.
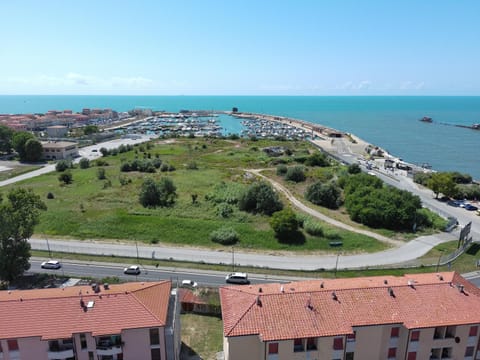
<box><xmin>79</xmin><ymin>157</ymin><xmax>90</xmax><ymax>169</ymax></box>
<box><xmin>97</xmin><ymin>168</ymin><xmax>106</xmax><ymax>180</ymax></box>
<box><xmin>305</xmin><ymin>152</ymin><xmax>329</xmax><ymax>167</ymax></box>
<box><xmin>270</xmin><ymin>208</ymin><xmax>300</xmax><ymax>241</ymax></box>
<box><xmin>160</xmin><ymin>163</ymin><xmax>169</xmax><ymax>172</ymax></box>
<box><xmin>58</xmin><ymin>171</ymin><xmax>73</xmax><ymax>184</ymax></box>
<box><xmin>276</xmin><ymin>164</ymin><xmax>288</xmax><ymax>176</ymax></box>
<box><xmin>347</xmin><ymin>163</ymin><xmax>361</xmax><ymax>174</ymax></box>
<box><xmin>119</xmin><ymin>176</ymin><xmax>131</xmax><ymax>186</ymax></box>
<box><xmin>55</xmin><ymin>160</ymin><xmax>71</xmax><ymax>172</ymax></box>
<box><xmin>99</xmin><ymin>147</ymin><xmax>109</xmax><ymax>156</ymax></box>
<box><xmin>285</xmin><ymin>166</ymin><xmax>306</xmax><ymax>182</ymax></box>
<box><xmin>46</xmin><ymin>192</ymin><xmax>54</xmax><ymax>199</ymax></box>
<box><xmin>215</xmin><ymin>203</ymin><xmax>234</xmax><ymax>218</ymax></box>
<box><xmin>210</xmin><ymin>227</ymin><xmax>239</xmax><ymax>245</ymax></box>
<box><xmin>95</xmin><ymin>159</ymin><xmax>109</xmax><ymax>166</ymax></box>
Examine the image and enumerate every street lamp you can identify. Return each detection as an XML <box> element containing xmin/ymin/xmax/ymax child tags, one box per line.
<box><xmin>232</xmin><ymin>246</ymin><xmax>235</xmax><ymax>272</ymax></box>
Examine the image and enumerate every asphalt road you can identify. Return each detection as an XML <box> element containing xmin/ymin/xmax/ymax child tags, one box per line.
<box><xmin>29</xmin><ymin>259</ymin><xmax>291</xmax><ymax>287</ymax></box>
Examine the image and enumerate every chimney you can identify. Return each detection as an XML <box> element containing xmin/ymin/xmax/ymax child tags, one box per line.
<box><xmin>256</xmin><ymin>296</ymin><xmax>262</xmax><ymax>306</ymax></box>
<box><xmin>332</xmin><ymin>291</ymin><xmax>338</xmax><ymax>301</ymax></box>
<box><xmin>388</xmin><ymin>287</ymin><xmax>395</xmax><ymax>297</ymax></box>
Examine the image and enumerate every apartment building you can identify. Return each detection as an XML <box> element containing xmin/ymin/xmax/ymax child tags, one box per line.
<box><xmin>220</xmin><ymin>272</ymin><xmax>480</xmax><ymax>360</ymax></box>
<box><xmin>0</xmin><ymin>281</ymin><xmax>181</xmax><ymax>360</ymax></box>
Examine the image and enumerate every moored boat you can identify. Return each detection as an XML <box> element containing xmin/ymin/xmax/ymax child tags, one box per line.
<box><xmin>420</xmin><ymin>116</ymin><xmax>432</xmax><ymax>123</ymax></box>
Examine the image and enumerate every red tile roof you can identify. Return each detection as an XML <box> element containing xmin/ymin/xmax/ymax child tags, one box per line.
<box><xmin>220</xmin><ymin>272</ymin><xmax>480</xmax><ymax>341</ymax></box>
<box><xmin>0</xmin><ymin>281</ymin><xmax>171</xmax><ymax>340</ymax></box>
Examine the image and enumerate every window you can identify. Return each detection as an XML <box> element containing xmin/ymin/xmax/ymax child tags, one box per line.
<box><xmin>151</xmin><ymin>348</ymin><xmax>161</xmax><ymax>360</ymax></box>
<box><xmin>333</xmin><ymin>337</ymin><xmax>343</xmax><ymax>350</ymax></box>
<box><xmin>465</xmin><ymin>346</ymin><xmax>475</xmax><ymax>357</ymax></box>
<box><xmin>293</xmin><ymin>338</ymin><xmax>304</xmax><ymax>352</ymax></box>
<box><xmin>445</xmin><ymin>326</ymin><xmax>456</xmax><ymax>338</ymax></box>
<box><xmin>388</xmin><ymin>347</ymin><xmax>397</xmax><ymax>358</ymax></box>
<box><xmin>7</xmin><ymin>340</ymin><xmax>18</xmax><ymax>351</ymax></box>
<box><xmin>345</xmin><ymin>352</ymin><xmax>354</xmax><ymax>360</ymax></box>
<box><xmin>88</xmin><ymin>352</ymin><xmax>94</xmax><ymax>360</ymax></box>
<box><xmin>391</xmin><ymin>327</ymin><xmax>400</xmax><ymax>338</ymax></box>
<box><xmin>80</xmin><ymin>333</ymin><xmax>87</xmax><ymax>349</ymax></box>
<box><xmin>347</xmin><ymin>332</ymin><xmax>356</xmax><ymax>342</ymax></box>
<box><xmin>410</xmin><ymin>330</ymin><xmax>420</xmax><ymax>342</ymax></box>
<box><xmin>434</xmin><ymin>327</ymin><xmax>445</xmax><ymax>339</ymax></box>
<box><xmin>407</xmin><ymin>351</ymin><xmax>416</xmax><ymax>360</ymax></box>
<box><xmin>150</xmin><ymin>328</ymin><xmax>160</xmax><ymax>345</ymax></box>
<box><xmin>0</xmin><ymin>343</ymin><xmax>2</xmax><ymax>353</ymax></box>
<box><xmin>268</xmin><ymin>343</ymin><xmax>278</xmax><ymax>354</ymax></box>
<box><xmin>306</xmin><ymin>338</ymin><xmax>317</xmax><ymax>351</ymax></box>
<box><xmin>441</xmin><ymin>347</ymin><xmax>452</xmax><ymax>358</ymax></box>
<box><xmin>469</xmin><ymin>326</ymin><xmax>478</xmax><ymax>337</ymax></box>
<box><xmin>430</xmin><ymin>348</ymin><xmax>441</xmax><ymax>359</ymax></box>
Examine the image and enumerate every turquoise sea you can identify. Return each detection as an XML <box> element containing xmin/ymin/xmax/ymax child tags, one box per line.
<box><xmin>1</xmin><ymin>95</ymin><xmax>479</xmax><ymax>179</ymax></box>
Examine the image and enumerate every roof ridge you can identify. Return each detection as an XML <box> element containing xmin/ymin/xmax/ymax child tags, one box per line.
<box><xmin>225</xmin><ymin>293</ymin><xmax>259</xmax><ymax>337</ymax></box>
<box><xmin>129</xmin><ymin>282</ymin><xmax>168</xmax><ymax>322</ymax></box>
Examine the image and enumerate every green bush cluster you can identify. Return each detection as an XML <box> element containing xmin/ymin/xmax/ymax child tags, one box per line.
<box><xmin>210</xmin><ymin>226</ymin><xmax>239</xmax><ymax>245</ymax></box>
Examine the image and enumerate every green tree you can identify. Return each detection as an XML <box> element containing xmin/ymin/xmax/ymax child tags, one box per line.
<box><xmin>238</xmin><ymin>181</ymin><xmax>283</xmax><ymax>215</ymax></box>
<box><xmin>0</xmin><ymin>188</ymin><xmax>47</xmax><ymax>283</ymax></box>
<box><xmin>0</xmin><ymin>125</ymin><xmax>14</xmax><ymax>153</ymax></box>
<box><xmin>83</xmin><ymin>125</ymin><xmax>99</xmax><ymax>135</ymax></box>
<box><xmin>139</xmin><ymin>177</ymin><xmax>177</xmax><ymax>208</ymax></box>
<box><xmin>12</xmin><ymin>131</ymin><xmax>35</xmax><ymax>161</ymax></box>
<box><xmin>305</xmin><ymin>181</ymin><xmax>342</xmax><ymax>209</ymax></box>
<box><xmin>270</xmin><ymin>208</ymin><xmax>300</xmax><ymax>241</ymax></box>
<box><xmin>24</xmin><ymin>138</ymin><xmax>43</xmax><ymax>162</ymax></box>
<box><xmin>427</xmin><ymin>172</ymin><xmax>456</xmax><ymax>198</ymax></box>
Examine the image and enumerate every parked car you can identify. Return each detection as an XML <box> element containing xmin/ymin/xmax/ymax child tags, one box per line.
<box><xmin>123</xmin><ymin>265</ymin><xmax>141</xmax><ymax>275</ymax></box>
<box><xmin>41</xmin><ymin>260</ymin><xmax>62</xmax><ymax>270</ymax></box>
<box><xmin>181</xmin><ymin>280</ymin><xmax>198</xmax><ymax>288</ymax></box>
<box><xmin>464</xmin><ymin>204</ymin><xmax>478</xmax><ymax>211</ymax></box>
<box><xmin>225</xmin><ymin>272</ymin><xmax>250</xmax><ymax>284</ymax></box>
<box><xmin>447</xmin><ymin>200</ymin><xmax>462</xmax><ymax>207</ymax></box>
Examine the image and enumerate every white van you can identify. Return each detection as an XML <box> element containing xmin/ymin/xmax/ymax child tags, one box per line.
<box><xmin>225</xmin><ymin>272</ymin><xmax>249</xmax><ymax>284</ymax></box>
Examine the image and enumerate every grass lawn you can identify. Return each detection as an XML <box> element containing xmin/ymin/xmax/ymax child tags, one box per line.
<box><xmin>4</xmin><ymin>137</ymin><xmax>429</xmax><ymax>254</ymax></box>
<box><xmin>181</xmin><ymin>313</ymin><xmax>223</xmax><ymax>360</ymax></box>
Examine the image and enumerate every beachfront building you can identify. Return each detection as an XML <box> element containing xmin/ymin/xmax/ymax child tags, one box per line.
<box><xmin>0</xmin><ymin>281</ymin><xmax>181</xmax><ymax>360</ymax></box>
<box><xmin>41</xmin><ymin>141</ymin><xmax>78</xmax><ymax>160</ymax></box>
<box><xmin>220</xmin><ymin>272</ymin><xmax>480</xmax><ymax>360</ymax></box>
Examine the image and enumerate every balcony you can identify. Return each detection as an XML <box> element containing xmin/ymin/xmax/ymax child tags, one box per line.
<box><xmin>96</xmin><ymin>340</ymin><xmax>123</xmax><ymax>356</ymax></box>
<box><xmin>47</xmin><ymin>340</ymin><xmax>74</xmax><ymax>360</ymax></box>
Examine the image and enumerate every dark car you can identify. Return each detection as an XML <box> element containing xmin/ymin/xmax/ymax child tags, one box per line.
<box><xmin>447</xmin><ymin>200</ymin><xmax>461</xmax><ymax>207</ymax></box>
<box><xmin>464</xmin><ymin>204</ymin><xmax>478</xmax><ymax>211</ymax></box>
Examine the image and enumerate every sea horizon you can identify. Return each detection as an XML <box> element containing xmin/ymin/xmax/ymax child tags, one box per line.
<box><xmin>1</xmin><ymin>95</ymin><xmax>479</xmax><ymax>180</ymax></box>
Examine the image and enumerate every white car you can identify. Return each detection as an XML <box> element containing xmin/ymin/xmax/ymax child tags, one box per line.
<box><xmin>225</xmin><ymin>272</ymin><xmax>250</xmax><ymax>284</ymax></box>
<box><xmin>181</xmin><ymin>279</ymin><xmax>198</xmax><ymax>288</ymax></box>
<box><xmin>41</xmin><ymin>260</ymin><xmax>62</xmax><ymax>270</ymax></box>
<box><xmin>123</xmin><ymin>265</ymin><xmax>141</xmax><ymax>275</ymax></box>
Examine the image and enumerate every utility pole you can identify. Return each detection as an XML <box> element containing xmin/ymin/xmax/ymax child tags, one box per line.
<box><xmin>135</xmin><ymin>241</ymin><xmax>139</xmax><ymax>263</ymax></box>
<box><xmin>45</xmin><ymin>236</ymin><xmax>52</xmax><ymax>259</ymax></box>
<box><xmin>232</xmin><ymin>246</ymin><xmax>235</xmax><ymax>272</ymax></box>
<box><xmin>334</xmin><ymin>253</ymin><xmax>340</xmax><ymax>278</ymax></box>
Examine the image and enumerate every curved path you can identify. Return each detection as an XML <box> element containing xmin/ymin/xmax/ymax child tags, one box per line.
<box><xmin>247</xmin><ymin>169</ymin><xmax>403</xmax><ymax>247</ymax></box>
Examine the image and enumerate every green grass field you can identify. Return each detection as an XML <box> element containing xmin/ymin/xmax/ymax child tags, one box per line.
<box><xmin>4</xmin><ymin>137</ymin><xmax>436</xmax><ymax>254</ymax></box>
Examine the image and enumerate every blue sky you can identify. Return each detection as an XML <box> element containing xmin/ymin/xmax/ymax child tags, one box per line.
<box><xmin>1</xmin><ymin>0</ymin><xmax>480</xmax><ymax>95</ymax></box>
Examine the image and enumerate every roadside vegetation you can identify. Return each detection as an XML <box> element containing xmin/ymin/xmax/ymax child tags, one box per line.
<box><xmin>3</xmin><ymin>137</ymin><xmax>446</xmax><ymax>255</ymax></box>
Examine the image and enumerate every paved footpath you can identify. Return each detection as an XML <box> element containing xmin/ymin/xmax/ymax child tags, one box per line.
<box><xmin>29</xmin><ymin>232</ymin><xmax>457</xmax><ymax>271</ymax></box>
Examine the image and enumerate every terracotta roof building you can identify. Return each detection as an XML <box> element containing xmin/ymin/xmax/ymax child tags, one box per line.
<box><xmin>0</xmin><ymin>281</ymin><xmax>181</xmax><ymax>360</ymax></box>
<box><xmin>220</xmin><ymin>272</ymin><xmax>480</xmax><ymax>360</ymax></box>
